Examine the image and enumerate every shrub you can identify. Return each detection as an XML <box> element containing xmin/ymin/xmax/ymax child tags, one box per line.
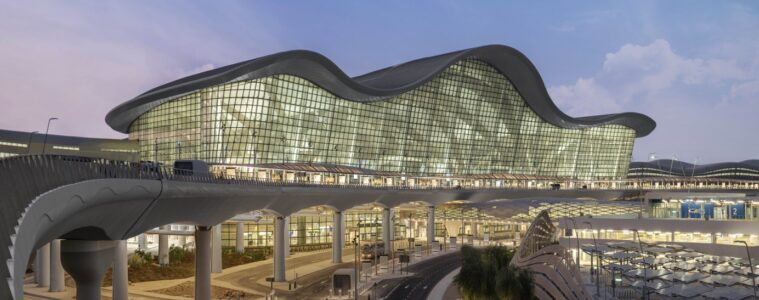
<box><xmin>455</xmin><ymin>245</ymin><xmax>534</xmax><ymax>300</ymax></box>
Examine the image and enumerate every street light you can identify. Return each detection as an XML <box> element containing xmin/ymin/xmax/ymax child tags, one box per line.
<box><xmin>41</xmin><ymin>117</ymin><xmax>57</xmax><ymax>155</ymax></box>
<box><xmin>583</xmin><ymin>221</ymin><xmax>600</xmax><ymax>297</ymax></box>
<box><xmin>26</xmin><ymin>131</ymin><xmax>38</xmax><ymax>154</ymax></box>
<box><xmin>352</xmin><ymin>237</ymin><xmax>359</xmax><ymax>300</ymax></box>
<box><xmin>735</xmin><ymin>240</ymin><xmax>757</xmax><ymax>298</ymax></box>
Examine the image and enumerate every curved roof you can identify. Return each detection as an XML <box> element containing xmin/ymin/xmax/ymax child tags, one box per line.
<box><xmin>106</xmin><ymin>45</ymin><xmax>656</xmax><ymax>137</ymax></box>
<box><xmin>629</xmin><ymin>159</ymin><xmax>759</xmax><ymax>180</ymax></box>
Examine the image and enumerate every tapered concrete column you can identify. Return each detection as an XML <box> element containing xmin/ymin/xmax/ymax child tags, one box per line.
<box><xmin>49</xmin><ymin>240</ymin><xmax>65</xmax><ymax>292</ymax></box>
<box><xmin>60</xmin><ymin>240</ymin><xmax>118</xmax><ymax>300</ymax></box>
<box><xmin>112</xmin><ymin>240</ymin><xmax>128</xmax><ymax>300</ymax></box>
<box><xmin>212</xmin><ymin>224</ymin><xmax>223</xmax><ymax>273</ymax></box>
<box><xmin>284</xmin><ymin>216</ymin><xmax>291</xmax><ymax>257</ymax></box>
<box><xmin>427</xmin><ymin>206</ymin><xmax>436</xmax><ymax>243</ymax></box>
<box><xmin>37</xmin><ymin>243</ymin><xmax>50</xmax><ymax>287</ymax></box>
<box><xmin>332</xmin><ymin>211</ymin><xmax>343</xmax><ymax>263</ymax></box>
<box><xmin>274</xmin><ymin>216</ymin><xmax>286</xmax><ymax>282</ymax></box>
<box><xmin>236</xmin><ymin>222</ymin><xmax>245</xmax><ymax>253</ymax></box>
<box><xmin>195</xmin><ymin>226</ymin><xmax>212</xmax><ymax>300</ymax></box>
<box><xmin>137</xmin><ymin>233</ymin><xmax>147</xmax><ymax>250</ymax></box>
<box><xmin>159</xmin><ymin>225</ymin><xmax>169</xmax><ymax>266</ymax></box>
<box><xmin>382</xmin><ymin>208</ymin><xmax>391</xmax><ymax>245</ymax></box>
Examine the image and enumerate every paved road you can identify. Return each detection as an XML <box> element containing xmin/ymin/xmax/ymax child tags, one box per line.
<box><xmin>374</xmin><ymin>252</ymin><xmax>461</xmax><ymax>300</ymax></box>
<box><xmin>215</xmin><ymin>248</ymin><xmax>355</xmax><ymax>296</ymax></box>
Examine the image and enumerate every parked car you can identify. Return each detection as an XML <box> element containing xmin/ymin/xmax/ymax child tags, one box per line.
<box><xmin>360</xmin><ymin>242</ymin><xmax>385</xmax><ymax>261</ymax></box>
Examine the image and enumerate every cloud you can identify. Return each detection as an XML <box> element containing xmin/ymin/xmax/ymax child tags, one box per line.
<box><xmin>548</xmin><ymin>39</ymin><xmax>759</xmax><ymax>163</ymax></box>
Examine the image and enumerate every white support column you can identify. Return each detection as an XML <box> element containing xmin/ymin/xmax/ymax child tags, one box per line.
<box><xmin>137</xmin><ymin>233</ymin><xmax>147</xmax><ymax>250</ymax></box>
<box><xmin>472</xmin><ymin>221</ymin><xmax>479</xmax><ymax>239</ymax></box>
<box><xmin>236</xmin><ymin>222</ymin><xmax>245</xmax><ymax>253</ymax></box>
<box><xmin>388</xmin><ymin>208</ymin><xmax>395</xmax><ymax>243</ymax></box>
<box><xmin>382</xmin><ymin>208</ymin><xmax>391</xmax><ymax>245</ymax></box>
<box><xmin>212</xmin><ymin>224</ymin><xmax>222</xmax><ymax>273</ymax></box>
<box><xmin>178</xmin><ymin>225</ymin><xmax>187</xmax><ymax>246</ymax></box>
<box><xmin>159</xmin><ymin>225</ymin><xmax>169</xmax><ymax>266</ymax></box>
<box><xmin>332</xmin><ymin>211</ymin><xmax>343</xmax><ymax>263</ymax></box>
<box><xmin>195</xmin><ymin>226</ymin><xmax>212</xmax><ymax>300</ymax></box>
<box><xmin>37</xmin><ymin>243</ymin><xmax>50</xmax><ymax>287</ymax></box>
<box><xmin>35</xmin><ymin>249</ymin><xmax>41</xmax><ymax>284</ymax></box>
<box><xmin>112</xmin><ymin>240</ymin><xmax>128</xmax><ymax>300</ymax></box>
<box><xmin>49</xmin><ymin>240</ymin><xmax>65</xmax><ymax>292</ymax></box>
<box><xmin>284</xmin><ymin>216</ymin><xmax>291</xmax><ymax>257</ymax></box>
<box><xmin>427</xmin><ymin>206</ymin><xmax>436</xmax><ymax>243</ymax></box>
<box><xmin>274</xmin><ymin>216</ymin><xmax>286</xmax><ymax>282</ymax></box>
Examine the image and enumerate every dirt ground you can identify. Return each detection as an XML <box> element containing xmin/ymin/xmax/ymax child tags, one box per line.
<box><xmin>150</xmin><ymin>281</ymin><xmax>253</xmax><ymax>299</ymax></box>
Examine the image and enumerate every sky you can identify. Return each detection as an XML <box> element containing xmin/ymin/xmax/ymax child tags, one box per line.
<box><xmin>1</xmin><ymin>1</ymin><xmax>758</xmax><ymax>164</ymax></box>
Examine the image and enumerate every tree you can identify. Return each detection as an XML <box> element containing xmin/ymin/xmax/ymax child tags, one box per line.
<box><xmin>455</xmin><ymin>245</ymin><xmax>534</xmax><ymax>300</ymax></box>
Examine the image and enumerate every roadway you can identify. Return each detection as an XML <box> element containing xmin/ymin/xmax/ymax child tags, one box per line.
<box><xmin>372</xmin><ymin>251</ymin><xmax>461</xmax><ymax>300</ymax></box>
<box><xmin>214</xmin><ymin>248</ymin><xmax>355</xmax><ymax>298</ymax></box>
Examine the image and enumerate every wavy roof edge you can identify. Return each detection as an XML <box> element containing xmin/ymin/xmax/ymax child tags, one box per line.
<box><xmin>630</xmin><ymin>159</ymin><xmax>759</xmax><ymax>173</ymax></box>
<box><xmin>105</xmin><ymin>44</ymin><xmax>656</xmax><ymax>137</ymax></box>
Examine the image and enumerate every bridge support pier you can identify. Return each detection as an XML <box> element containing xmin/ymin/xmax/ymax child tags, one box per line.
<box><xmin>37</xmin><ymin>243</ymin><xmax>50</xmax><ymax>287</ymax></box>
<box><xmin>332</xmin><ymin>211</ymin><xmax>343</xmax><ymax>263</ymax></box>
<box><xmin>113</xmin><ymin>240</ymin><xmax>128</xmax><ymax>300</ymax></box>
<box><xmin>49</xmin><ymin>240</ymin><xmax>65</xmax><ymax>292</ymax></box>
<box><xmin>195</xmin><ymin>226</ymin><xmax>212</xmax><ymax>300</ymax></box>
<box><xmin>382</xmin><ymin>208</ymin><xmax>391</xmax><ymax>247</ymax></box>
<box><xmin>274</xmin><ymin>216</ymin><xmax>286</xmax><ymax>282</ymax></box>
<box><xmin>427</xmin><ymin>206</ymin><xmax>436</xmax><ymax>244</ymax></box>
<box><xmin>60</xmin><ymin>240</ymin><xmax>117</xmax><ymax>300</ymax></box>
<box><xmin>212</xmin><ymin>225</ymin><xmax>222</xmax><ymax>273</ymax></box>
<box><xmin>236</xmin><ymin>222</ymin><xmax>245</xmax><ymax>253</ymax></box>
<box><xmin>159</xmin><ymin>225</ymin><xmax>169</xmax><ymax>266</ymax></box>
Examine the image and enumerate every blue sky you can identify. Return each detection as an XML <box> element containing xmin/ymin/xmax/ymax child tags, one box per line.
<box><xmin>1</xmin><ymin>1</ymin><xmax>758</xmax><ymax>163</ymax></box>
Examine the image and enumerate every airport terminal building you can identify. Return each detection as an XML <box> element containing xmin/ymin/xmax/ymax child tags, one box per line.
<box><xmin>106</xmin><ymin>45</ymin><xmax>655</xmax><ymax>183</ymax></box>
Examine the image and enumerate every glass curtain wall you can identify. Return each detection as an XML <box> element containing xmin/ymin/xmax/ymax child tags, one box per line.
<box><xmin>129</xmin><ymin>60</ymin><xmax>636</xmax><ymax>180</ymax></box>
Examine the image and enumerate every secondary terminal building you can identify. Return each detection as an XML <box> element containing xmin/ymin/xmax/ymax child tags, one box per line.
<box><xmin>629</xmin><ymin>159</ymin><xmax>759</xmax><ymax>180</ymax></box>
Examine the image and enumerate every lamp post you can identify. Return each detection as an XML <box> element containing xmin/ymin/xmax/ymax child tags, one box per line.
<box><xmin>26</xmin><ymin>131</ymin><xmax>38</xmax><ymax>154</ymax></box>
<box><xmin>352</xmin><ymin>237</ymin><xmax>359</xmax><ymax>300</ymax></box>
<box><xmin>583</xmin><ymin>221</ymin><xmax>600</xmax><ymax>297</ymax></box>
<box><xmin>41</xmin><ymin>117</ymin><xmax>58</xmax><ymax>154</ymax></box>
<box><xmin>735</xmin><ymin>240</ymin><xmax>757</xmax><ymax>298</ymax></box>
<box><xmin>567</xmin><ymin>217</ymin><xmax>580</xmax><ymax>267</ymax></box>
<box><xmin>633</xmin><ymin>229</ymin><xmax>648</xmax><ymax>300</ymax></box>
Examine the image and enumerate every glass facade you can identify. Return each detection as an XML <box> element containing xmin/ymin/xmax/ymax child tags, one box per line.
<box><xmin>129</xmin><ymin>60</ymin><xmax>635</xmax><ymax>180</ymax></box>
